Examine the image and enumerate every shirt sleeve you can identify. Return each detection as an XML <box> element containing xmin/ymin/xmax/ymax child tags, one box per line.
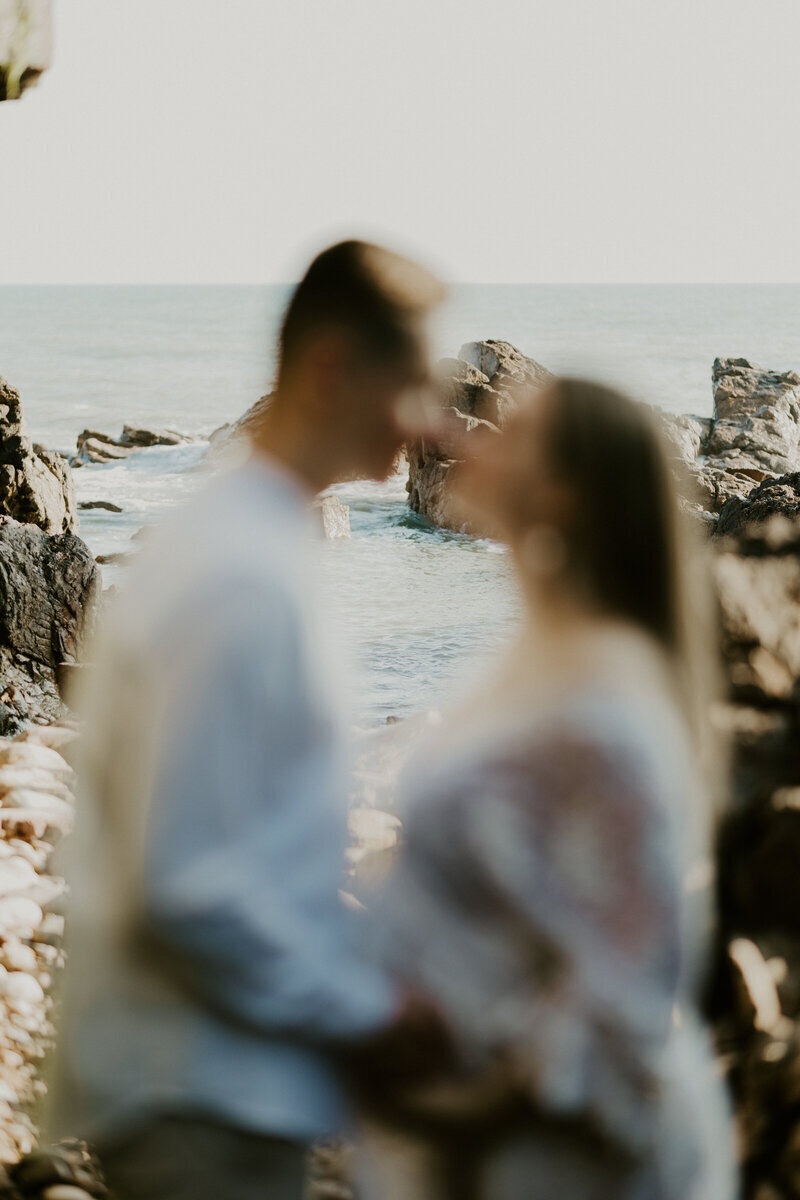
<box><xmin>137</xmin><ymin>577</ymin><xmax>396</xmax><ymax>1043</ymax></box>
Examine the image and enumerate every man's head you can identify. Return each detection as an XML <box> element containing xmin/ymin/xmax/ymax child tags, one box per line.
<box><xmin>272</xmin><ymin>240</ymin><xmax>445</xmax><ymax>482</ymax></box>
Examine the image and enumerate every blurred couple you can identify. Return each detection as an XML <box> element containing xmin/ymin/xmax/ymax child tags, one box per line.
<box><xmin>49</xmin><ymin>241</ymin><xmax>737</xmax><ymax>1200</ymax></box>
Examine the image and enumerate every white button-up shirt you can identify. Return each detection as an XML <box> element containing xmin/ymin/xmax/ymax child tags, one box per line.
<box><xmin>49</xmin><ymin>455</ymin><xmax>394</xmax><ymax>1144</ymax></box>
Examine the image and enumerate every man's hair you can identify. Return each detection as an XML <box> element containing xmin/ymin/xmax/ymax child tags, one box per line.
<box><xmin>277</xmin><ymin>240</ymin><xmax>444</xmax><ymax>383</ymax></box>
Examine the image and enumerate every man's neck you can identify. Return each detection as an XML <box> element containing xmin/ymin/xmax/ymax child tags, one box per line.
<box><xmin>250</xmin><ymin>391</ymin><xmax>340</xmax><ymax>496</ymax></box>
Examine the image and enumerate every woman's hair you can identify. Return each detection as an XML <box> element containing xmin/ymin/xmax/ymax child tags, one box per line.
<box><xmin>542</xmin><ymin>377</ymin><xmax>721</xmax><ymax>782</ymax></box>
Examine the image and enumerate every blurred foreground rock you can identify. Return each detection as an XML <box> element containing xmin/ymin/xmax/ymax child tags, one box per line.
<box><xmin>0</xmin><ymin>0</ymin><xmax>51</xmax><ymax>101</ymax></box>
<box><xmin>0</xmin><ymin>725</ymin><xmax>77</xmax><ymax>1168</ymax></box>
<box><xmin>712</xmin><ymin>515</ymin><xmax>800</xmax><ymax>1198</ymax></box>
<box><xmin>0</xmin><ymin>381</ymin><xmax>74</xmax><ymax>537</ymax></box>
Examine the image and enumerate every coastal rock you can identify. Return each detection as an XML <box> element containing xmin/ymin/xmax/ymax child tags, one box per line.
<box><xmin>314</xmin><ymin>496</ymin><xmax>350</xmax><ymax>540</ymax></box>
<box><xmin>407</xmin><ymin>341</ymin><xmax>551</xmax><ymax>533</ymax></box>
<box><xmin>209</xmin><ymin>393</ymin><xmax>272</xmax><ymax>451</ymax></box>
<box><xmin>716</xmin><ymin>474</ymin><xmax>800</xmax><ymax>539</ymax></box>
<box><xmin>73</xmin><ymin>425</ymin><xmax>192</xmax><ymax>465</ymax></box>
<box><xmin>707</xmin><ymin>359</ymin><xmax>800</xmax><ymax>478</ymax></box>
<box><xmin>458</xmin><ymin>339</ymin><xmax>552</xmax><ymax>402</ymax></box>
<box><xmin>407</xmin><ymin>408</ymin><xmax>500</xmax><ymax>534</ymax></box>
<box><xmin>663</xmin><ymin>359</ymin><xmax>800</xmax><ymax>528</ymax></box>
<box><xmin>0</xmin><ymin>379</ymin><xmax>75</xmax><ymax>536</ymax></box>
<box><xmin>0</xmin><ymin>518</ymin><xmax>100</xmax><ymax>731</ymax></box>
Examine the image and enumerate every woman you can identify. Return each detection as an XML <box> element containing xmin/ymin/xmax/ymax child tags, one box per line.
<box><xmin>356</xmin><ymin>379</ymin><xmax>736</xmax><ymax>1200</ymax></box>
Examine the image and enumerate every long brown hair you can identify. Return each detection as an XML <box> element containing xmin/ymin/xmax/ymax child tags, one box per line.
<box><xmin>544</xmin><ymin>377</ymin><xmax>720</xmax><ymax>778</ymax></box>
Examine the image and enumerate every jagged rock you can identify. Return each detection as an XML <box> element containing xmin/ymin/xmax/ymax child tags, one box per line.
<box><xmin>0</xmin><ymin>519</ymin><xmax>99</xmax><ymax>731</ymax></box>
<box><xmin>659</xmin><ymin>413</ymin><xmax>713</xmax><ymax>464</ymax></box>
<box><xmin>707</xmin><ymin>360</ymin><xmax>800</xmax><ymax>478</ymax></box>
<box><xmin>0</xmin><ymin>380</ymin><xmax>74</xmax><ymax>536</ymax></box>
<box><xmin>209</xmin><ymin>393</ymin><xmax>273</xmax><ymax>451</ymax></box>
<box><xmin>72</xmin><ymin>426</ymin><xmax>192</xmax><ymax>466</ymax></box>
<box><xmin>407</xmin><ymin>342</ymin><xmax>550</xmax><ymax>533</ymax></box>
<box><xmin>717</xmin><ymin>475</ymin><xmax>800</xmax><ymax>539</ymax></box>
<box><xmin>657</xmin><ymin>360</ymin><xmax>800</xmax><ymax>527</ymax></box>
<box><xmin>458</xmin><ymin>339</ymin><xmax>552</xmax><ymax>402</ymax></box>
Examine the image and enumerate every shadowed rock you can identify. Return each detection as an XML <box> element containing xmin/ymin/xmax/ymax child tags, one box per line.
<box><xmin>0</xmin><ymin>518</ymin><xmax>100</xmax><ymax>732</ymax></box>
<box><xmin>717</xmin><ymin>474</ymin><xmax>800</xmax><ymax>539</ymax></box>
<box><xmin>0</xmin><ymin>379</ymin><xmax>75</xmax><ymax>535</ymax></box>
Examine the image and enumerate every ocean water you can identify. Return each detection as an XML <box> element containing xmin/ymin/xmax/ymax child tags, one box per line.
<box><xmin>2</xmin><ymin>283</ymin><xmax>800</xmax><ymax>724</ymax></box>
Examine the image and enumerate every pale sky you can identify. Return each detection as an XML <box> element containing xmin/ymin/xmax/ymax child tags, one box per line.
<box><xmin>2</xmin><ymin>0</ymin><xmax>800</xmax><ymax>283</ymax></box>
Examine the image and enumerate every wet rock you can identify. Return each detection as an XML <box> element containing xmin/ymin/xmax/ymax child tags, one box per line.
<box><xmin>0</xmin><ymin>380</ymin><xmax>75</xmax><ymax>536</ymax></box>
<box><xmin>76</xmin><ymin>502</ymin><xmax>121</xmax><ymax>515</ymax></box>
<box><xmin>72</xmin><ymin>426</ymin><xmax>192</xmax><ymax>466</ymax></box>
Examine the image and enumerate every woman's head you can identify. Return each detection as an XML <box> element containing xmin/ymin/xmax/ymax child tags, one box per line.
<box><xmin>456</xmin><ymin>377</ymin><xmax>689</xmax><ymax>656</ymax></box>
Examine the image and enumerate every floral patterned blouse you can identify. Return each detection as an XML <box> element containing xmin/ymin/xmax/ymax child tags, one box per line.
<box><xmin>366</xmin><ymin>686</ymin><xmax>737</xmax><ymax>1200</ymax></box>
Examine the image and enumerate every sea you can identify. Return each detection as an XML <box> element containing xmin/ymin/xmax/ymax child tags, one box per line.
<box><xmin>2</xmin><ymin>283</ymin><xmax>800</xmax><ymax>728</ymax></box>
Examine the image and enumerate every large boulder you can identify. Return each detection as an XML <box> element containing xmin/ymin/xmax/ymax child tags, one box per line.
<box><xmin>707</xmin><ymin>359</ymin><xmax>800</xmax><ymax>477</ymax></box>
<box><xmin>661</xmin><ymin>359</ymin><xmax>800</xmax><ymax>529</ymax></box>
<box><xmin>0</xmin><ymin>379</ymin><xmax>75</xmax><ymax>535</ymax></box>
<box><xmin>407</xmin><ymin>341</ymin><xmax>552</xmax><ymax>534</ymax></box>
<box><xmin>0</xmin><ymin>518</ymin><xmax>100</xmax><ymax>731</ymax></box>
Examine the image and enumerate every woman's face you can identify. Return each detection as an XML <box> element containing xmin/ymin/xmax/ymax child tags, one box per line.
<box><xmin>452</xmin><ymin>386</ymin><xmax>570</xmax><ymax>543</ymax></box>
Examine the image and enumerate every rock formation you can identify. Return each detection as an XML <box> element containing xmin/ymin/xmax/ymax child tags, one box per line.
<box><xmin>717</xmin><ymin>474</ymin><xmax>800</xmax><ymax>539</ymax></box>
<box><xmin>209</xmin><ymin>394</ymin><xmax>272</xmax><ymax>451</ymax></box>
<box><xmin>0</xmin><ymin>519</ymin><xmax>100</xmax><ymax>733</ymax></box>
<box><xmin>407</xmin><ymin>341</ymin><xmax>552</xmax><ymax>534</ymax></box>
<box><xmin>72</xmin><ymin>425</ymin><xmax>193</xmax><ymax>467</ymax></box>
<box><xmin>0</xmin><ymin>380</ymin><xmax>74</xmax><ymax>536</ymax></box>
<box><xmin>661</xmin><ymin>358</ymin><xmax>800</xmax><ymax>528</ymax></box>
<box><xmin>710</xmin><ymin>515</ymin><xmax>800</xmax><ymax>1199</ymax></box>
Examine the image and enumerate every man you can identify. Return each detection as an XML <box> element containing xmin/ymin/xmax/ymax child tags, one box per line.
<box><xmin>48</xmin><ymin>241</ymin><xmax>446</xmax><ymax>1200</ymax></box>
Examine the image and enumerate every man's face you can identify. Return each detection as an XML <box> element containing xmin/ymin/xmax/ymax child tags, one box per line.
<box><xmin>341</xmin><ymin>330</ymin><xmax>436</xmax><ymax>480</ymax></box>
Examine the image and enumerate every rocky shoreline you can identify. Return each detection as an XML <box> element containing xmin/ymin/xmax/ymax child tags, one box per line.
<box><xmin>0</xmin><ymin>359</ymin><xmax>798</xmax><ymax>1197</ymax></box>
